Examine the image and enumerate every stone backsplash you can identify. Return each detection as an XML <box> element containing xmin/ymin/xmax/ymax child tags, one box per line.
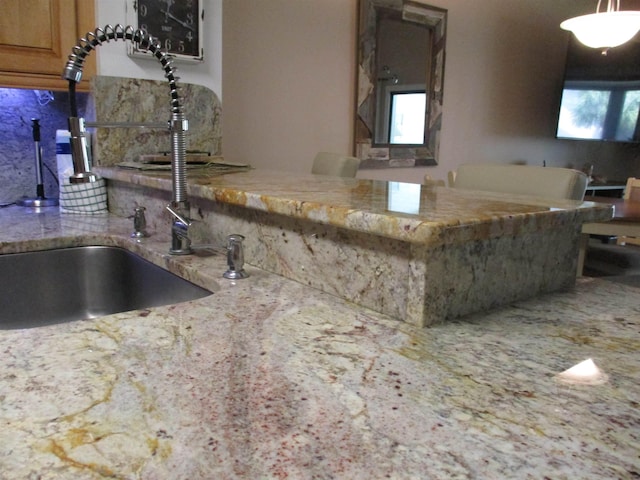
<box><xmin>90</xmin><ymin>76</ymin><xmax>222</xmax><ymax>166</ymax></box>
<box><xmin>0</xmin><ymin>88</ymin><xmax>88</xmax><ymax>203</ymax></box>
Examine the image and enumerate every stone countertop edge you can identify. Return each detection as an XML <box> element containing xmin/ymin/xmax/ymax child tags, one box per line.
<box><xmin>95</xmin><ymin>167</ymin><xmax>615</xmax><ymax>246</ymax></box>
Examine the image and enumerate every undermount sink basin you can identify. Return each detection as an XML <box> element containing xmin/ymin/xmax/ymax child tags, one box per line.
<box><xmin>0</xmin><ymin>246</ymin><xmax>212</xmax><ymax>329</ymax></box>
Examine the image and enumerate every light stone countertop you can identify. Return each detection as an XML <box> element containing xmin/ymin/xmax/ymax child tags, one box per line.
<box><xmin>96</xmin><ymin>167</ymin><xmax>614</xmax><ymax>246</ymax></box>
<box><xmin>0</xmin><ymin>206</ymin><xmax>639</xmax><ymax>479</ymax></box>
<box><xmin>99</xmin><ymin>167</ymin><xmax>617</xmax><ymax>327</ymax></box>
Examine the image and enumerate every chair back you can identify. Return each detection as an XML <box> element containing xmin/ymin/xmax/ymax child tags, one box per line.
<box><xmin>423</xmin><ymin>175</ymin><xmax>445</xmax><ymax>187</ymax></box>
<box><xmin>623</xmin><ymin>177</ymin><xmax>640</xmax><ymax>202</ymax></box>
<box><xmin>618</xmin><ymin>177</ymin><xmax>640</xmax><ymax>246</ymax></box>
<box><xmin>451</xmin><ymin>164</ymin><xmax>588</xmax><ymax>201</ymax></box>
<box><xmin>312</xmin><ymin>152</ymin><xmax>360</xmax><ymax>178</ymax></box>
<box><xmin>447</xmin><ymin>170</ymin><xmax>456</xmax><ymax>187</ymax></box>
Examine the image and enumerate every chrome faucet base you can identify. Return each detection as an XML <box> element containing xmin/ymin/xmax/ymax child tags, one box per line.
<box><xmin>223</xmin><ymin>269</ymin><xmax>249</xmax><ymax>280</ymax></box>
<box><xmin>167</xmin><ymin>202</ymin><xmax>193</xmax><ymax>255</ymax></box>
<box><xmin>169</xmin><ymin>246</ymin><xmax>194</xmax><ymax>256</ymax></box>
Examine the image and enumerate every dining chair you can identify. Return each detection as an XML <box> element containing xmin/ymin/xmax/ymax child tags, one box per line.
<box><xmin>447</xmin><ymin>170</ymin><xmax>456</xmax><ymax>187</ymax></box>
<box><xmin>311</xmin><ymin>152</ymin><xmax>361</xmax><ymax>178</ymax></box>
<box><xmin>623</xmin><ymin>177</ymin><xmax>640</xmax><ymax>201</ymax></box>
<box><xmin>450</xmin><ymin>164</ymin><xmax>588</xmax><ymax>201</ymax></box>
<box><xmin>617</xmin><ymin>177</ymin><xmax>640</xmax><ymax>246</ymax></box>
<box><xmin>423</xmin><ymin>175</ymin><xmax>445</xmax><ymax>187</ymax></box>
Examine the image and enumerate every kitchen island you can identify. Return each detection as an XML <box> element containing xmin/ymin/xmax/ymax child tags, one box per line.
<box><xmin>98</xmin><ymin>167</ymin><xmax>612</xmax><ymax>326</ymax></box>
<box><xmin>0</xmin><ymin>205</ymin><xmax>638</xmax><ymax>478</ymax></box>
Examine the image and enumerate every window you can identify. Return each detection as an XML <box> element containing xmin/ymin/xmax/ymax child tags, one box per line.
<box><xmin>389</xmin><ymin>92</ymin><xmax>426</xmax><ymax>144</ymax></box>
<box><xmin>557</xmin><ymin>81</ymin><xmax>640</xmax><ymax>142</ymax></box>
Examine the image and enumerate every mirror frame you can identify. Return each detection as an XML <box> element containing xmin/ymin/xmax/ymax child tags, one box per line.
<box><xmin>354</xmin><ymin>0</ymin><xmax>447</xmax><ymax>168</ymax></box>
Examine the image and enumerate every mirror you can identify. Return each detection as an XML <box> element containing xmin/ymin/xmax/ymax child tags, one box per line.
<box><xmin>355</xmin><ymin>0</ymin><xmax>447</xmax><ymax>168</ymax></box>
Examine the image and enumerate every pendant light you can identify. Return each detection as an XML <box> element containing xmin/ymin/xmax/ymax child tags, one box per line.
<box><xmin>560</xmin><ymin>0</ymin><xmax>640</xmax><ymax>49</ymax></box>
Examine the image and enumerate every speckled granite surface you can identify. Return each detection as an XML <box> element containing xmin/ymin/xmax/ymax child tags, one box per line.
<box><xmin>0</xmin><ymin>206</ymin><xmax>639</xmax><ymax>479</ymax></box>
<box><xmin>89</xmin><ymin>76</ymin><xmax>222</xmax><ymax>166</ymax></box>
<box><xmin>97</xmin><ymin>168</ymin><xmax>612</xmax><ymax>245</ymax></box>
<box><xmin>97</xmin><ymin>167</ymin><xmax>613</xmax><ymax>326</ymax></box>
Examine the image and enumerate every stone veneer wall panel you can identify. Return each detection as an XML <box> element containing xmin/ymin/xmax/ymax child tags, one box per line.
<box><xmin>107</xmin><ymin>180</ymin><xmax>415</xmax><ymax>322</ymax></box>
<box><xmin>107</xmin><ymin>180</ymin><xmax>581</xmax><ymax>327</ymax></box>
<box><xmin>420</xmin><ymin>228</ymin><xmax>580</xmax><ymax>324</ymax></box>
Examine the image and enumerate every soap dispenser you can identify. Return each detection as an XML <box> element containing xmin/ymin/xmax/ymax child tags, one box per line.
<box><xmin>223</xmin><ymin>234</ymin><xmax>249</xmax><ymax>279</ymax></box>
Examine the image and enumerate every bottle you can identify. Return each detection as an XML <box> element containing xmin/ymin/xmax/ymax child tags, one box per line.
<box><xmin>55</xmin><ymin>130</ymin><xmax>73</xmax><ymax>186</ymax></box>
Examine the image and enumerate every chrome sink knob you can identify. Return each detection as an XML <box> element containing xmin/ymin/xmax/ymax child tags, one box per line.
<box><xmin>130</xmin><ymin>206</ymin><xmax>149</xmax><ymax>238</ymax></box>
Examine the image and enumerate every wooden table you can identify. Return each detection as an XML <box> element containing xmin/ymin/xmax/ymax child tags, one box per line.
<box><xmin>578</xmin><ymin>196</ymin><xmax>640</xmax><ymax>275</ymax></box>
<box><xmin>585</xmin><ymin>195</ymin><xmax>640</xmax><ymax>219</ymax></box>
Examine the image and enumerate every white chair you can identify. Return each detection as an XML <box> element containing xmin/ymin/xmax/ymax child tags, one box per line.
<box><xmin>617</xmin><ymin>177</ymin><xmax>640</xmax><ymax>246</ymax></box>
<box><xmin>450</xmin><ymin>164</ymin><xmax>588</xmax><ymax>201</ymax></box>
<box><xmin>423</xmin><ymin>174</ymin><xmax>445</xmax><ymax>187</ymax></box>
<box><xmin>447</xmin><ymin>170</ymin><xmax>456</xmax><ymax>187</ymax></box>
<box><xmin>312</xmin><ymin>152</ymin><xmax>360</xmax><ymax>178</ymax></box>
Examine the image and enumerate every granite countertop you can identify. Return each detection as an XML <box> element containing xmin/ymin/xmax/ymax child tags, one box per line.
<box><xmin>96</xmin><ymin>167</ymin><xmax>614</xmax><ymax>246</ymax></box>
<box><xmin>1</xmin><ymin>206</ymin><xmax>639</xmax><ymax>479</ymax></box>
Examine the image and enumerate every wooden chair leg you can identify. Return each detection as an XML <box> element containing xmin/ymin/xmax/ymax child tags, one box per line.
<box><xmin>577</xmin><ymin>233</ymin><xmax>589</xmax><ymax>277</ymax></box>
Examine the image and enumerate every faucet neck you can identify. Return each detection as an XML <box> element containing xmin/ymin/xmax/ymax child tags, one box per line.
<box><xmin>63</xmin><ymin>25</ymin><xmax>183</xmax><ymax>115</ymax></box>
<box><xmin>63</xmin><ymin>25</ymin><xmax>192</xmax><ymax>255</ymax></box>
<box><xmin>170</xmin><ymin>113</ymin><xmax>189</xmax><ymax>204</ymax></box>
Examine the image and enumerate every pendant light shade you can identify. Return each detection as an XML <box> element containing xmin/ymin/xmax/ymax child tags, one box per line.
<box><xmin>561</xmin><ymin>1</ymin><xmax>640</xmax><ymax>49</ymax></box>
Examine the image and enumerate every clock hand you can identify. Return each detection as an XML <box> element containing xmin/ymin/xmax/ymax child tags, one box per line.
<box><xmin>163</xmin><ymin>0</ymin><xmax>174</xmax><ymax>22</ymax></box>
<box><xmin>160</xmin><ymin>9</ymin><xmax>195</xmax><ymax>32</ymax></box>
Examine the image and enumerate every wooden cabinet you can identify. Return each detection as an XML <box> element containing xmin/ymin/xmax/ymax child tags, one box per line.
<box><xmin>0</xmin><ymin>0</ymin><xmax>96</xmax><ymax>91</ymax></box>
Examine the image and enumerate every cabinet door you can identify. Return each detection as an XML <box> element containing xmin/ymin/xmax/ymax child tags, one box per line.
<box><xmin>0</xmin><ymin>0</ymin><xmax>96</xmax><ymax>91</ymax></box>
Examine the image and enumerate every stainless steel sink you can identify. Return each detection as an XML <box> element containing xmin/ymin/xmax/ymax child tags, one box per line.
<box><xmin>0</xmin><ymin>246</ymin><xmax>212</xmax><ymax>329</ymax></box>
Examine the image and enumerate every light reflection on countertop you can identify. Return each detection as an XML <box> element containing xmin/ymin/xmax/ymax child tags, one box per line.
<box><xmin>387</xmin><ymin>181</ymin><xmax>422</xmax><ymax>214</ymax></box>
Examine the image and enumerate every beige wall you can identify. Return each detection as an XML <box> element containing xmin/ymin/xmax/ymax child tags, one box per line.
<box><xmin>222</xmin><ymin>0</ymin><xmax>640</xmax><ymax>184</ymax></box>
<box><xmin>222</xmin><ymin>0</ymin><xmax>356</xmax><ymax>173</ymax></box>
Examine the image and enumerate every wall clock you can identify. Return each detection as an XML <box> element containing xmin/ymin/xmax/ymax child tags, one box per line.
<box><xmin>126</xmin><ymin>0</ymin><xmax>204</xmax><ymax>62</ymax></box>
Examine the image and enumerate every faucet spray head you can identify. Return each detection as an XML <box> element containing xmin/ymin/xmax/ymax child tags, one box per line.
<box><xmin>67</xmin><ymin>117</ymin><xmax>97</xmax><ymax>184</ymax></box>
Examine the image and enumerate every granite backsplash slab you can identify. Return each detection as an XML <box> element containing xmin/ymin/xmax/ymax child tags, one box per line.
<box><xmin>90</xmin><ymin>76</ymin><xmax>221</xmax><ymax>167</ymax></box>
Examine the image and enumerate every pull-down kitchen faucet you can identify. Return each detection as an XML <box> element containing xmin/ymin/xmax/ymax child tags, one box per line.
<box><xmin>62</xmin><ymin>24</ymin><xmax>192</xmax><ymax>255</ymax></box>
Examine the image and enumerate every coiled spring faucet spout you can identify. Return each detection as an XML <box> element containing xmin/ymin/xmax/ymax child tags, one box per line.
<box><xmin>62</xmin><ymin>24</ymin><xmax>192</xmax><ymax>255</ymax></box>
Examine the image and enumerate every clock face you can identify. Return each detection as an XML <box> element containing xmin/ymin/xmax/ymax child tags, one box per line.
<box><xmin>134</xmin><ymin>0</ymin><xmax>202</xmax><ymax>60</ymax></box>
